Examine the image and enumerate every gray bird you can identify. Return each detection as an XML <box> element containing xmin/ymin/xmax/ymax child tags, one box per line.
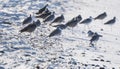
<box><xmin>90</xmin><ymin>32</ymin><xmax>102</xmax><ymax>45</ymax></box>
<box><xmin>52</xmin><ymin>24</ymin><xmax>67</xmax><ymax>29</ymax></box>
<box><xmin>20</xmin><ymin>22</ymin><xmax>37</xmax><ymax>33</ymax></box>
<box><xmin>104</xmin><ymin>17</ymin><xmax>116</xmax><ymax>25</ymax></box>
<box><xmin>51</xmin><ymin>14</ymin><xmax>65</xmax><ymax>24</ymax></box>
<box><xmin>66</xmin><ymin>15</ymin><xmax>82</xmax><ymax>28</ymax></box>
<box><xmin>36</xmin><ymin>4</ymin><xmax>48</xmax><ymax>15</ymax></box>
<box><xmin>94</xmin><ymin>12</ymin><xmax>107</xmax><ymax>20</ymax></box>
<box><xmin>76</xmin><ymin>15</ymin><xmax>82</xmax><ymax>22</ymax></box>
<box><xmin>80</xmin><ymin>16</ymin><xmax>93</xmax><ymax>24</ymax></box>
<box><xmin>35</xmin><ymin>9</ymin><xmax>51</xmax><ymax>19</ymax></box>
<box><xmin>43</xmin><ymin>12</ymin><xmax>55</xmax><ymax>23</ymax></box>
<box><xmin>41</xmin><ymin>8</ymin><xmax>50</xmax><ymax>14</ymax></box>
<box><xmin>23</xmin><ymin>14</ymin><xmax>32</xmax><ymax>25</ymax></box>
<box><xmin>87</xmin><ymin>30</ymin><xmax>94</xmax><ymax>37</ymax></box>
<box><xmin>48</xmin><ymin>27</ymin><xmax>62</xmax><ymax>37</ymax></box>
<box><xmin>34</xmin><ymin>20</ymin><xmax>41</xmax><ymax>27</ymax></box>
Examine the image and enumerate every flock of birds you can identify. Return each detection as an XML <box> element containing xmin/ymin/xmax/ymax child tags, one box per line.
<box><xmin>19</xmin><ymin>4</ymin><xmax>116</xmax><ymax>46</ymax></box>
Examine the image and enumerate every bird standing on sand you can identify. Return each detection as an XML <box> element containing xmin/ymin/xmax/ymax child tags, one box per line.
<box><xmin>65</xmin><ymin>15</ymin><xmax>82</xmax><ymax>34</ymax></box>
<box><xmin>94</xmin><ymin>12</ymin><xmax>107</xmax><ymax>20</ymax></box>
<box><xmin>20</xmin><ymin>20</ymin><xmax>41</xmax><ymax>33</ymax></box>
<box><xmin>80</xmin><ymin>16</ymin><xmax>93</xmax><ymax>24</ymax></box>
<box><xmin>35</xmin><ymin>20</ymin><xmax>41</xmax><ymax>27</ymax></box>
<box><xmin>50</xmin><ymin>14</ymin><xmax>65</xmax><ymax>25</ymax></box>
<box><xmin>35</xmin><ymin>10</ymin><xmax>51</xmax><ymax>19</ymax></box>
<box><xmin>104</xmin><ymin>17</ymin><xmax>116</xmax><ymax>31</ymax></box>
<box><xmin>43</xmin><ymin>12</ymin><xmax>55</xmax><ymax>23</ymax></box>
<box><xmin>80</xmin><ymin>16</ymin><xmax>93</xmax><ymax>30</ymax></box>
<box><xmin>36</xmin><ymin>4</ymin><xmax>48</xmax><ymax>15</ymax></box>
<box><xmin>48</xmin><ymin>27</ymin><xmax>62</xmax><ymax>37</ymax></box>
<box><xmin>20</xmin><ymin>23</ymin><xmax>36</xmax><ymax>33</ymax></box>
<box><xmin>22</xmin><ymin>14</ymin><xmax>32</xmax><ymax>25</ymax></box>
<box><xmin>66</xmin><ymin>15</ymin><xmax>82</xmax><ymax>28</ymax></box>
<box><xmin>87</xmin><ymin>30</ymin><xmax>94</xmax><ymax>37</ymax></box>
<box><xmin>104</xmin><ymin>17</ymin><xmax>116</xmax><ymax>25</ymax></box>
<box><xmin>90</xmin><ymin>33</ymin><xmax>102</xmax><ymax>46</ymax></box>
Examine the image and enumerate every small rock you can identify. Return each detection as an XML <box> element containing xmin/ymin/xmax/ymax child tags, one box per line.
<box><xmin>91</xmin><ymin>64</ymin><xmax>95</xmax><ymax>66</ymax></box>
<box><xmin>92</xmin><ymin>59</ymin><xmax>99</xmax><ymax>61</ymax></box>
<box><xmin>99</xmin><ymin>67</ymin><xmax>105</xmax><ymax>69</ymax></box>
<box><xmin>24</xmin><ymin>54</ymin><xmax>31</xmax><ymax>56</ymax></box>
<box><xmin>112</xmin><ymin>67</ymin><xmax>115</xmax><ymax>69</ymax></box>
<box><xmin>106</xmin><ymin>60</ymin><xmax>111</xmax><ymax>62</ymax></box>
<box><xmin>95</xmin><ymin>65</ymin><xmax>100</xmax><ymax>67</ymax></box>
<box><xmin>84</xmin><ymin>64</ymin><xmax>88</xmax><ymax>67</ymax></box>
<box><xmin>36</xmin><ymin>65</ymin><xmax>40</xmax><ymax>69</ymax></box>
<box><xmin>100</xmin><ymin>59</ymin><xmax>104</xmax><ymax>62</ymax></box>
<box><xmin>59</xmin><ymin>56</ymin><xmax>64</xmax><ymax>59</ymax></box>
<box><xmin>100</xmin><ymin>29</ymin><xmax>104</xmax><ymax>31</ymax></box>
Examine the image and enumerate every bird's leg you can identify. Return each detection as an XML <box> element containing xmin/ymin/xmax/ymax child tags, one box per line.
<box><xmin>59</xmin><ymin>35</ymin><xmax>63</xmax><ymax>50</ymax></box>
<box><xmin>84</xmin><ymin>25</ymin><xmax>86</xmax><ymax>31</ymax></box>
<box><xmin>110</xmin><ymin>25</ymin><xmax>112</xmax><ymax>31</ymax></box>
<box><xmin>94</xmin><ymin>41</ymin><xmax>98</xmax><ymax>50</ymax></box>
<box><xmin>72</xmin><ymin>27</ymin><xmax>74</xmax><ymax>35</ymax></box>
<box><xmin>36</xmin><ymin>29</ymin><xmax>39</xmax><ymax>37</ymax></box>
<box><xmin>87</xmin><ymin>25</ymin><xmax>90</xmax><ymax>30</ymax></box>
<box><xmin>94</xmin><ymin>41</ymin><xmax>97</xmax><ymax>46</ymax></box>
<box><xmin>43</xmin><ymin>37</ymin><xmax>48</xmax><ymax>47</ymax></box>
<box><xmin>54</xmin><ymin>37</ymin><xmax>58</xmax><ymax>46</ymax></box>
<box><xmin>89</xmin><ymin>41</ymin><xmax>94</xmax><ymax>47</ymax></box>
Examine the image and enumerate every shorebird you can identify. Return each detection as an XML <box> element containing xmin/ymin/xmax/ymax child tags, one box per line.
<box><xmin>20</xmin><ymin>20</ymin><xmax>41</xmax><ymax>33</ymax></box>
<box><xmin>43</xmin><ymin>12</ymin><xmax>55</xmax><ymax>23</ymax></box>
<box><xmin>65</xmin><ymin>15</ymin><xmax>82</xmax><ymax>34</ymax></box>
<box><xmin>80</xmin><ymin>16</ymin><xmax>93</xmax><ymax>30</ymax></box>
<box><xmin>22</xmin><ymin>14</ymin><xmax>32</xmax><ymax>25</ymax></box>
<box><xmin>66</xmin><ymin>15</ymin><xmax>82</xmax><ymax>28</ymax></box>
<box><xmin>76</xmin><ymin>15</ymin><xmax>82</xmax><ymax>22</ymax></box>
<box><xmin>48</xmin><ymin>27</ymin><xmax>63</xmax><ymax>48</ymax></box>
<box><xmin>42</xmin><ymin>8</ymin><xmax>50</xmax><ymax>14</ymax></box>
<box><xmin>20</xmin><ymin>22</ymin><xmax>37</xmax><ymax>33</ymax></box>
<box><xmin>104</xmin><ymin>17</ymin><xmax>116</xmax><ymax>30</ymax></box>
<box><xmin>48</xmin><ymin>27</ymin><xmax>62</xmax><ymax>37</ymax></box>
<box><xmin>90</xmin><ymin>32</ymin><xmax>102</xmax><ymax>46</ymax></box>
<box><xmin>36</xmin><ymin>4</ymin><xmax>48</xmax><ymax>15</ymax></box>
<box><xmin>104</xmin><ymin>17</ymin><xmax>116</xmax><ymax>25</ymax></box>
<box><xmin>34</xmin><ymin>20</ymin><xmax>41</xmax><ymax>27</ymax></box>
<box><xmin>80</xmin><ymin>16</ymin><xmax>93</xmax><ymax>24</ymax></box>
<box><xmin>50</xmin><ymin>14</ymin><xmax>65</xmax><ymax>25</ymax></box>
<box><xmin>94</xmin><ymin>12</ymin><xmax>107</xmax><ymax>20</ymax></box>
<box><xmin>87</xmin><ymin>30</ymin><xmax>94</xmax><ymax>37</ymax></box>
<box><xmin>35</xmin><ymin>11</ymin><xmax>51</xmax><ymax>19</ymax></box>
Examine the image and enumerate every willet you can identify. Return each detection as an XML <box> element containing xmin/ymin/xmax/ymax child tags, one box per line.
<box><xmin>36</xmin><ymin>4</ymin><xmax>48</xmax><ymax>15</ymax></box>
<box><xmin>22</xmin><ymin>14</ymin><xmax>32</xmax><ymax>25</ymax></box>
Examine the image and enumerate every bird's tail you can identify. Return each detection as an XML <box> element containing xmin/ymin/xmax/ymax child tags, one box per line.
<box><xmin>43</xmin><ymin>20</ymin><xmax>45</xmax><ymax>23</ymax></box>
<box><xmin>99</xmin><ymin>35</ymin><xmax>103</xmax><ymax>37</ymax></box>
<box><xmin>80</xmin><ymin>22</ymin><xmax>84</xmax><ymax>24</ymax></box>
<box><xmin>19</xmin><ymin>29</ymin><xmax>25</xmax><ymax>33</ymax></box>
<box><xmin>94</xmin><ymin>18</ymin><xmax>97</xmax><ymax>20</ymax></box>
<box><xmin>49</xmin><ymin>23</ymin><xmax>52</xmax><ymax>26</ymax></box>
